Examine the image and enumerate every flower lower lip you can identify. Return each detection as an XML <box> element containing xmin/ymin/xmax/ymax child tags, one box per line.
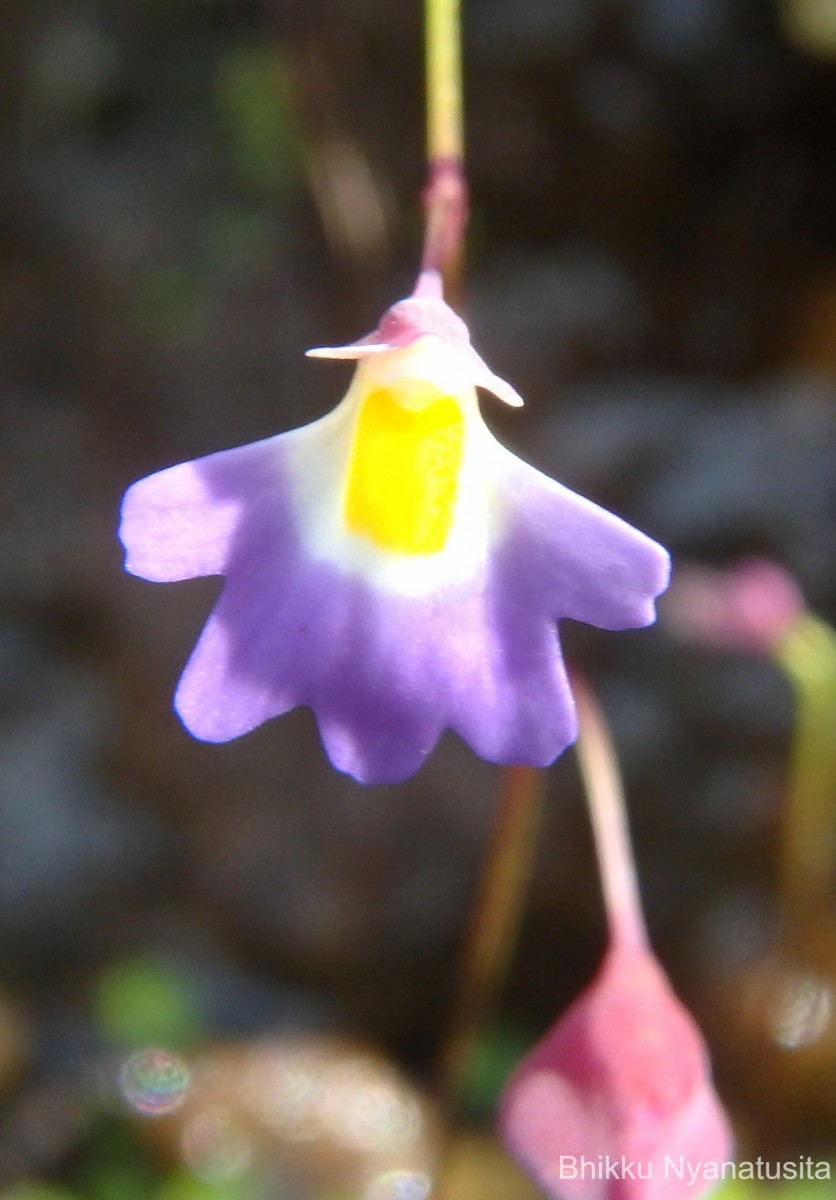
<box><xmin>169</xmin><ymin>444</ymin><xmax>577</xmax><ymax>784</ymax></box>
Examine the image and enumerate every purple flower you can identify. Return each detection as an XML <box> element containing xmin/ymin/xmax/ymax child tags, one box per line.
<box><xmin>499</xmin><ymin>943</ymin><xmax>734</xmax><ymax>1200</ymax></box>
<box><xmin>119</xmin><ymin>273</ymin><xmax>670</xmax><ymax>784</ymax></box>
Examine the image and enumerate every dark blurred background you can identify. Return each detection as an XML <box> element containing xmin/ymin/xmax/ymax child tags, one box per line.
<box><xmin>2</xmin><ymin>1</ymin><xmax>836</xmax><ymax>1196</ymax></box>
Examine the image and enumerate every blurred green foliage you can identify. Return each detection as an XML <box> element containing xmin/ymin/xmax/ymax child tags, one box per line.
<box><xmin>77</xmin><ymin>1116</ymin><xmax>156</xmax><ymax>1200</ymax></box>
<box><xmin>94</xmin><ymin>957</ymin><xmax>205</xmax><ymax>1050</ymax></box>
<box><xmin>779</xmin><ymin>0</ymin><xmax>836</xmax><ymax>57</ymax></box>
<box><xmin>714</xmin><ymin>1176</ymin><xmax>835</xmax><ymax>1198</ymax></box>
<box><xmin>460</xmin><ymin>1022</ymin><xmax>534</xmax><ymax>1121</ymax></box>
<box><xmin>214</xmin><ymin>42</ymin><xmax>303</xmax><ymax>197</ymax></box>
<box><xmin>1</xmin><ymin>1186</ymin><xmax>81</xmax><ymax>1200</ymax></box>
<box><xmin>152</xmin><ymin>1171</ymin><xmax>261</xmax><ymax>1200</ymax></box>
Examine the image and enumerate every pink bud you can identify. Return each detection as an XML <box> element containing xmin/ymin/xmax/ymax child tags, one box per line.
<box><xmin>499</xmin><ymin>944</ymin><xmax>733</xmax><ymax>1200</ymax></box>
<box><xmin>663</xmin><ymin>558</ymin><xmax>804</xmax><ymax>655</ymax></box>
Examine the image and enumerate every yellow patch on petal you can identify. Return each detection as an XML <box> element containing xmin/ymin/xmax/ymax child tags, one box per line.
<box><xmin>344</xmin><ymin>385</ymin><xmax>465</xmax><ymax>555</ymax></box>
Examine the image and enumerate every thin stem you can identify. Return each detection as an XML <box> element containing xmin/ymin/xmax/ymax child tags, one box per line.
<box><xmin>436</xmin><ymin>765</ymin><xmax>546</xmax><ymax>1107</ymax></box>
<box><xmin>773</xmin><ymin>614</ymin><xmax>836</xmax><ymax>925</ymax></box>
<box><xmin>573</xmin><ymin>677</ymin><xmax>648</xmax><ymax>955</ymax></box>
<box><xmin>425</xmin><ymin>0</ymin><xmax>463</xmax><ymax>162</ymax></box>
<box><xmin>421</xmin><ymin>0</ymin><xmax>468</xmax><ymax>293</ymax></box>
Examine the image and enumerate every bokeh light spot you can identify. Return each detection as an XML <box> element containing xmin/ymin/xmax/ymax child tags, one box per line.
<box><xmin>365</xmin><ymin>1169</ymin><xmax>432</xmax><ymax>1200</ymax></box>
<box><xmin>770</xmin><ymin>973</ymin><xmax>832</xmax><ymax>1050</ymax></box>
<box><xmin>320</xmin><ymin>1059</ymin><xmax>422</xmax><ymax>1153</ymax></box>
<box><xmin>180</xmin><ymin>1108</ymin><xmax>254</xmax><ymax>1183</ymax></box>
<box><xmin>120</xmin><ymin>1046</ymin><xmax>191</xmax><ymax>1115</ymax></box>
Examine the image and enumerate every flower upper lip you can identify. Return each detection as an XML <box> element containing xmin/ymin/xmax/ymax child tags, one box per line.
<box><xmin>307</xmin><ymin>283</ymin><xmax>525</xmax><ymax>408</ymax></box>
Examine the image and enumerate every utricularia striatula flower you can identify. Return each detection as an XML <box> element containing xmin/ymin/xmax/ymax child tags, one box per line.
<box><xmin>119</xmin><ymin>271</ymin><xmax>670</xmax><ymax>784</ymax></box>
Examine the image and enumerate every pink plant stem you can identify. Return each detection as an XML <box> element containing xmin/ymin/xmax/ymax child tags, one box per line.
<box><xmin>420</xmin><ymin>156</ymin><xmax>469</xmax><ymax>295</ymax></box>
<box><xmin>422</xmin><ymin>0</ymin><xmax>467</xmax><ymax>296</ymax></box>
<box><xmin>573</xmin><ymin>677</ymin><xmax>649</xmax><ymax>955</ymax></box>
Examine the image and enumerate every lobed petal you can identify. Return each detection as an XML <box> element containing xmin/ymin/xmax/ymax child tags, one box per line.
<box><xmin>496</xmin><ymin>450</ymin><xmax>671</xmax><ymax>632</ymax></box>
<box><xmin>119</xmin><ymin>438</ymin><xmax>285</xmax><ymax>583</ymax></box>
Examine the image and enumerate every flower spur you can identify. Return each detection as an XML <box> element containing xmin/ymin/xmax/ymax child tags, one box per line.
<box><xmin>119</xmin><ymin>271</ymin><xmax>670</xmax><ymax>784</ymax></box>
